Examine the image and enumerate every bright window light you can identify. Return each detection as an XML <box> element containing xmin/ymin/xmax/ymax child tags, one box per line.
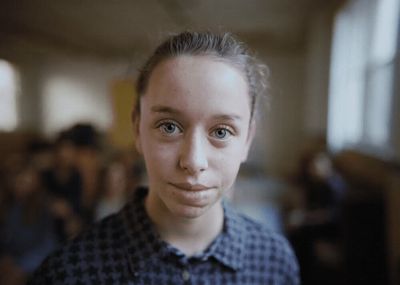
<box><xmin>371</xmin><ymin>0</ymin><xmax>400</xmax><ymax>62</ymax></box>
<box><xmin>365</xmin><ymin>0</ymin><xmax>400</xmax><ymax>147</ymax></box>
<box><xmin>328</xmin><ymin>0</ymin><xmax>371</xmax><ymax>151</ymax></box>
<box><xmin>0</xmin><ymin>60</ymin><xmax>18</xmax><ymax>131</ymax></box>
<box><xmin>42</xmin><ymin>74</ymin><xmax>112</xmax><ymax>135</ymax></box>
<box><xmin>328</xmin><ymin>0</ymin><xmax>400</xmax><ymax>156</ymax></box>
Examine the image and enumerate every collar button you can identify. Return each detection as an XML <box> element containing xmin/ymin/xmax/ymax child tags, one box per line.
<box><xmin>182</xmin><ymin>269</ymin><xmax>190</xmax><ymax>281</ymax></box>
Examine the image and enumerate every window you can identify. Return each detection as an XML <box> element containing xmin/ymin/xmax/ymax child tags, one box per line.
<box><xmin>0</xmin><ymin>60</ymin><xmax>19</xmax><ymax>131</ymax></box>
<box><xmin>328</xmin><ymin>0</ymin><xmax>400</xmax><ymax>158</ymax></box>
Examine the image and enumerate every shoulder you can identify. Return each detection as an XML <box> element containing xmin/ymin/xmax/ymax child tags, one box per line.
<box><xmin>236</xmin><ymin>213</ymin><xmax>300</xmax><ymax>284</ymax></box>
<box><xmin>240</xmin><ymin>213</ymin><xmax>293</xmax><ymax>252</ymax></box>
<box><xmin>28</xmin><ymin>213</ymin><xmax>127</xmax><ymax>285</ymax></box>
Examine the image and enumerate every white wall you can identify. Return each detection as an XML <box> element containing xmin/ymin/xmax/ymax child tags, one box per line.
<box><xmin>246</xmin><ymin>52</ymin><xmax>307</xmax><ymax>176</ymax></box>
<box><xmin>39</xmin><ymin>55</ymin><xmax>126</xmax><ymax>136</ymax></box>
<box><xmin>304</xmin><ymin>9</ymin><xmax>333</xmax><ymax>137</ymax></box>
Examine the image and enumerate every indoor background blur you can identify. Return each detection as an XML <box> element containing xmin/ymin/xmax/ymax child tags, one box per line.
<box><xmin>0</xmin><ymin>0</ymin><xmax>399</xmax><ymax>284</ymax></box>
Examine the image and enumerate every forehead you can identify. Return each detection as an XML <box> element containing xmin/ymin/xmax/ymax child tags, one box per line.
<box><xmin>142</xmin><ymin>55</ymin><xmax>250</xmax><ymax>117</ymax></box>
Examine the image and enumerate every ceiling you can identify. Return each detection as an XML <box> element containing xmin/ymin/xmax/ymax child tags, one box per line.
<box><xmin>0</xmin><ymin>0</ymin><xmax>338</xmax><ymax>59</ymax></box>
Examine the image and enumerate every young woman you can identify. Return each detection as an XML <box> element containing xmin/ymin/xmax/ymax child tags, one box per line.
<box><xmin>29</xmin><ymin>31</ymin><xmax>299</xmax><ymax>285</ymax></box>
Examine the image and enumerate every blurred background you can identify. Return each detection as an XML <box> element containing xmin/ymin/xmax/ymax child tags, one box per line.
<box><xmin>0</xmin><ymin>0</ymin><xmax>399</xmax><ymax>284</ymax></box>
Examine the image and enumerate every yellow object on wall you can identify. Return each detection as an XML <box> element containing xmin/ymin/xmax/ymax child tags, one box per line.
<box><xmin>108</xmin><ymin>80</ymin><xmax>136</xmax><ymax>149</ymax></box>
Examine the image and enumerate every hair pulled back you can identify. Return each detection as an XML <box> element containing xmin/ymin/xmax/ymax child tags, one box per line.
<box><xmin>136</xmin><ymin>31</ymin><xmax>269</xmax><ymax>120</ymax></box>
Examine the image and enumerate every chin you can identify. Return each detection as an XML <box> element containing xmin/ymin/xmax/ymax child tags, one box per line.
<box><xmin>169</xmin><ymin>203</ymin><xmax>213</xmax><ymax>219</ymax></box>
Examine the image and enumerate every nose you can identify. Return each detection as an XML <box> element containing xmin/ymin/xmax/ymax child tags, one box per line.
<box><xmin>179</xmin><ymin>131</ymin><xmax>208</xmax><ymax>175</ymax></box>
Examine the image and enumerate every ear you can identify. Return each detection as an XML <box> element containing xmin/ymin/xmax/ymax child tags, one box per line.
<box><xmin>241</xmin><ymin>120</ymin><xmax>256</xmax><ymax>162</ymax></box>
<box><xmin>132</xmin><ymin>110</ymin><xmax>142</xmax><ymax>154</ymax></box>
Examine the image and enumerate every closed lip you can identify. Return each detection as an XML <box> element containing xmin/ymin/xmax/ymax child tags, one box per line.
<box><xmin>170</xmin><ymin>182</ymin><xmax>211</xmax><ymax>191</ymax></box>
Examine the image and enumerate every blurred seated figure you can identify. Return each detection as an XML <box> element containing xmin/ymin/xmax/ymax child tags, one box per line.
<box><xmin>41</xmin><ymin>131</ymin><xmax>83</xmax><ymax>242</ymax></box>
<box><xmin>95</xmin><ymin>157</ymin><xmax>128</xmax><ymax>220</ymax></box>
<box><xmin>69</xmin><ymin>124</ymin><xmax>102</xmax><ymax>222</ymax></box>
<box><xmin>95</xmin><ymin>151</ymin><xmax>144</xmax><ymax>221</ymax></box>
<box><xmin>0</xmin><ymin>163</ymin><xmax>58</xmax><ymax>285</ymax></box>
<box><xmin>291</xmin><ymin>151</ymin><xmax>346</xmax><ymax>226</ymax></box>
<box><xmin>26</xmin><ymin>139</ymin><xmax>53</xmax><ymax>173</ymax></box>
<box><xmin>285</xmin><ymin>150</ymin><xmax>347</xmax><ymax>285</ymax></box>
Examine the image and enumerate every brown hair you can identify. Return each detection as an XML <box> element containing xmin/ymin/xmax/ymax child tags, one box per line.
<box><xmin>135</xmin><ymin>31</ymin><xmax>269</xmax><ymax>120</ymax></box>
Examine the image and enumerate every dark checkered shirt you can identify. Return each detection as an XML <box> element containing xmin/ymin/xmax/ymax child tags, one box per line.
<box><xmin>29</xmin><ymin>187</ymin><xmax>299</xmax><ymax>285</ymax></box>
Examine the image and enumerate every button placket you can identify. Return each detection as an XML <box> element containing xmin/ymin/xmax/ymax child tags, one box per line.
<box><xmin>182</xmin><ymin>268</ymin><xmax>191</xmax><ymax>282</ymax></box>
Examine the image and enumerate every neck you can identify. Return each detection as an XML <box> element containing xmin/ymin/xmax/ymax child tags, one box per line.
<box><xmin>145</xmin><ymin>193</ymin><xmax>224</xmax><ymax>256</ymax></box>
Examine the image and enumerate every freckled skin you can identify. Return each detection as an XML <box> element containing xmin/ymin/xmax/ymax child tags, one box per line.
<box><xmin>135</xmin><ymin>55</ymin><xmax>254</xmax><ymax>222</ymax></box>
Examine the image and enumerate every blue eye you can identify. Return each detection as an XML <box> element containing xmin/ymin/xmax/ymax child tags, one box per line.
<box><xmin>212</xmin><ymin>128</ymin><xmax>232</xmax><ymax>140</ymax></box>
<box><xmin>159</xmin><ymin>122</ymin><xmax>180</xmax><ymax>135</ymax></box>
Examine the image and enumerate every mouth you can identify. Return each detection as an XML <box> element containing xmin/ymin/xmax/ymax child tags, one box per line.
<box><xmin>169</xmin><ymin>182</ymin><xmax>211</xmax><ymax>191</ymax></box>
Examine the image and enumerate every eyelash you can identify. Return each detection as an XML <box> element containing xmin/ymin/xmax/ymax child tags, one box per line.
<box><xmin>211</xmin><ymin>125</ymin><xmax>235</xmax><ymax>140</ymax></box>
<box><xmin>156</xmin><ymin>120</ymin><xmax>182</xmax><ymax>135</ymax></box>
<box><xmin>155</xmin><ymin>120</ymin><xmax>235</xmax><ymax>140</ymax></box>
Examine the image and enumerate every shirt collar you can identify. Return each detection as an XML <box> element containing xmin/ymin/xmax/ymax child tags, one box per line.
<box><xmin>119</xmin><ymin>188</ymin><xmax>163</xmax><ymax>272</ymax></box>
<box><xmin>210</xmin><ymin>199</ymin><xmax>247</xmax><ymax>270</ymax></box>
<box><xmin>119</xmin><ymin>187</ymin><xmax>247</xmax><ymax>272</ymax></box>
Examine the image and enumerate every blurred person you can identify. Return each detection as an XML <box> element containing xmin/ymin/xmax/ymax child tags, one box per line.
<box><xmin>0</xmin><ymin>163</ymin><xmax>58</xmax><ymax>285</ymax></box>
<box><xmin>41</xmin><ymin>130</ymin><xmax>84</xmax><ymax>242</ymax></box>
<box><xmin>26</xmin><ymin>139</ymin><xmax>54</xmax><ymax>172</ymax></box>
<box><xmin>70</xmin><ymin>124</ymin><xmax>102</xmax><ymax>221</ymax></box>
<box><xmin>95</xmin><ymin>151</ymin><xmax>145</xmax><ymax>221</ymax></box>
<box><xmin>95</xmin><ymin>156</ymin><xmax>129</xmax><ymax>220</ymax></box>
<box><xmin>289</xmin><ymin>151</ymin><xmax>346</xmax><ymax>227</ymax></box>
<box><xmin>29</xmin><ymin>31</ymin><xmax>299</xmax><ymax>284</ymax></box>
<box><xmin>285</xmin><ymin>150</ymin><xmax>347</xmax><ymax>285</ymax></box>
<box><xmin>119</xmin><ymin>149</ymin><xmax>146</xmax><ymax>195</ymax></box>
<box><xmin>0</xmin><ymin>153</ymin><xmax>26</xmax><ymax>227</ymax></box>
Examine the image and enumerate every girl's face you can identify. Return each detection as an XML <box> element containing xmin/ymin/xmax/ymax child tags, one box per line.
<box><xmin>136</xmin><ymin>55</ymin><xmax>254</xmax><ymax>219</ymax></box>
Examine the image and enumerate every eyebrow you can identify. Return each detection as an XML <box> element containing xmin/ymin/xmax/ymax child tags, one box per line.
<box><xmin>150</xmin><ymin>105</ymin><xmax>243</xmax><ymax>121</ymax></box>
<box><xmin>151</xmin><ymin>105</ymin><xmax>181</xmax><ymax>115</ymax></box>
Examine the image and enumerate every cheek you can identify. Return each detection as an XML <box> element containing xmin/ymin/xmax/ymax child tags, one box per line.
<box><xmin>213</xmin><ymin>145</ymin><xmax>244</xmax><ymax>187</ymax></box>
<box><xmin>142</xmin><ymin>140</ymin><xmax>178</xmax><ymax>176</ymax></box>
